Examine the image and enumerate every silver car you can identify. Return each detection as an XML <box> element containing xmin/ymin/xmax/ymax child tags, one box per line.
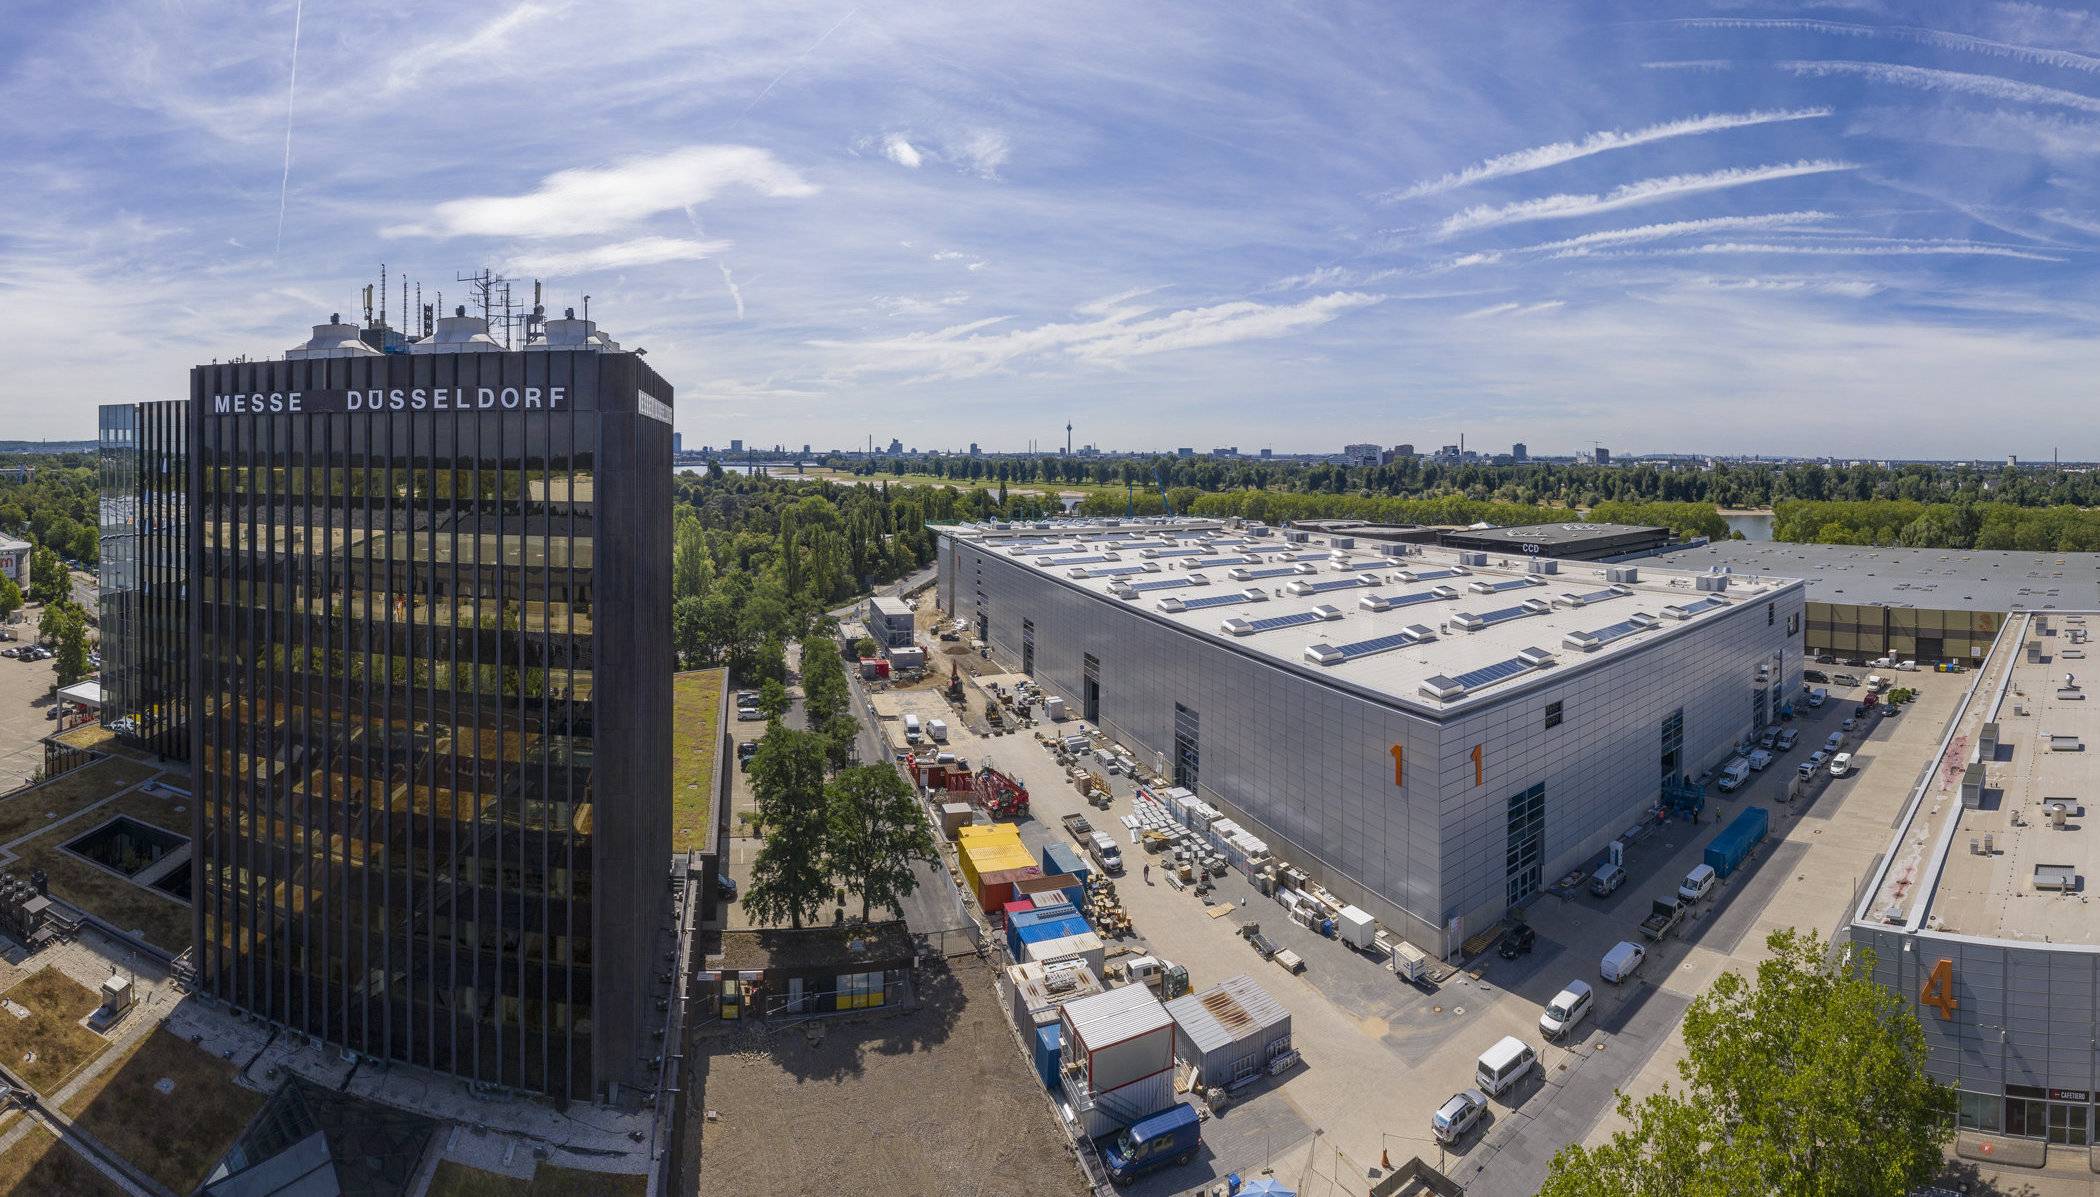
<box><xmin>1433</xmin><ymin>1088</ymin><xmax>1488</xmax><ymax>1144</ymax></box>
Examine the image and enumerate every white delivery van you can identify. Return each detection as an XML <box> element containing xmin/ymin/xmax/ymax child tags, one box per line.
<box><xmin>903</xmin><ymin>714</ymin><xmax>923</xmax><ymax>743</ymax></box>
<box><xmin>928</xmin><ymin>718</ymin><xmax>949</xmax><ymax>743</ymax></box>
<box><xmin>1678</xmin><ymin>863</ymin><xmax>1716</xmax><ymax>903</ymax></box>
<box><xmin>1475</xmin><ymin>1035</ymin><xmax>1538</xmax><ymax>1099</ymax></box>
<box><xmin>1828</xmin><ymin>752</ymin><xmax>1854</xmax><ymax>778</ymax></box>
<box><xmin>1601</xmin><ymin>940</ymin><xmax>1646</xmax><ymax>984</ymax></box>
<box><xmin>1087</xmin><ymin>831</ymin><xmax>1125</xmax><ymax>875</ymax></box>
<box><xmin>1716</xmin><ymin>760</ymin><xmax>1751</xmax><ymax>793</ymax></box>
<box><xmin>1746</xmin><ymin>749</ymin><xmax>1773</xmax><ymax>773</ymax></box>
<box><xmin>1539</xmin><ymin>980</ymin><xmax>1594</xmax><ymax>1041</ymax></box>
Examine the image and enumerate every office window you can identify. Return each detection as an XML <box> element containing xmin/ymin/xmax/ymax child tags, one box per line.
<box><xmin>1768</xmin><ymin>602</ymin><xmax>1775</xmax><ymax>626</ymax></box>
<box><xmin>1544</xmin><ymin>701</ymin><xmax>1562</xmax><ymax>730</ymax></box>
<box><xmin>1173</xmin><ymin>703</ymin><xmax>1200</xmax><ymax>791</ymax></box>
<box><xmin>1506</xmin><ymin>784</ymin><xmax>1545</xmax><ymax>905</ymax></box>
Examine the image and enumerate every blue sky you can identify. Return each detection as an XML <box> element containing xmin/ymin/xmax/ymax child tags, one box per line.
<box><xmin>7</xmin><ymin>2</ymin><xmax>2100</xmax><ymax>457</ymax></box>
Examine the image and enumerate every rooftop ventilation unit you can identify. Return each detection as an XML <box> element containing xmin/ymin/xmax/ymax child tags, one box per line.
<box><xmin>529</xmin><ymin>308</ymin><xmax>622</xmax><ymax>352</ymax></box>
<box><xmin>1526</xmin><ymin>559</ymin><xmax>1560</xmax><ymax>576</ymax></box>
<box><xmin>1516</xmin><ymin>645</ymin><xmax>1556</xmax><ymax>667</ymax></box>
<box><xmin>286</xmin><ymin>315</ymin><xmax>382</xmax><ymax>360</ymax></box>
<box><xmin>1327</xmin><ymin>536</ymin><xmax>1356</xmax><ymax>550</ymax></box>
<box><xmin>1108</xmin><ymin>574</ymin><xmax>1205</xmax><ymax>599</ymax></box>
<box><xmin>1142</xmin><ymin>546</ymin><xmax>1208</xmax><ymax>559</ymax></box>
<box><xmin>1605</xmin><ymin>566</ymin><xmax>1640</xmax><ymax>583</ymax></box>
<box><xmin>1284</xmin><ymin>531</ymin><xmax>1309</xmax><ymax>543</ymax></box>
<box><xmin>1381</xmin><ymin>543</ymin><xmax>1410</xmax><ymax>557</ymax></box>
<box><xmin>1695</xmin><ymin>573</ymin><xmax>1730</xmax><ymax>592</ymax></box>
<box><xmin>1157</xmin><ymin>588</ymin><xmax>1268</xmax><ymax>613</ymax></box>
<box><xmin>1450</xmin><ymin>597</ymin><xmax>1554</xmax><ymax>630</ymax></box>
<box><xmin>1401</xmin><ymin>567</ymin><xmax>1468</xmax><ymax>583</ymax></box>
<box><xmin>1220</xmin><ymin>604</ymin><xmax>1342</xmax><ymax>636</ymax></box>
<box><xmin>1071</xmin><ymin>562</ymin><xmax>1159</xmax><ymax>579</ymax></box>
<box><xmin>1040</xmin><ymin>553</ymin><xmax>1116</xmax><ymax>567</ymax></box>
<box><xmin>1419</xmin><ymin>648</ymin><xmax>1556</xmax><ymax>701</ymax></box>
<box><xmin>408</xmin><ymin>307</ymin><xmax>505</xmax><ymax>355</ymax></box>
<box><xmin>1186</xmin><ymin>555</ymin><xmax>1254</xmax><ymax>569</ymax></box>
<box><xmin>1456</xmin><ymin>551</ymin><xmax>1489</xmax><ymax>567</ymax></box>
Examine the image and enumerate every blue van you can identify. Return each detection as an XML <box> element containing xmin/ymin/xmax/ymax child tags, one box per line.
<box><xmin>1101</xmin><ymin>1103</ymin><xmax>1201</xmax><ymax>1185</ymax></box>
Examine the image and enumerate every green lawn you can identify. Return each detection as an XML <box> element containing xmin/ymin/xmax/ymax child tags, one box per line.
<box><xmin>64</xmin><ymin>1027</ymin><xmax>265</xmax><ymax>1195</ymax></box>
<box><xmin>0</xmin><ymin>1124</ymin><xmax>126</xmax><ymax>1196</ymax></box>
<box><xmin>0</xmin><ymin>969</ymin><xmax>108</xmax><ymax>1095</ymax></box>
<box><xmin>672</xmin><ymin>668</ymin><xmax>726</xmax><ymax>853</ymax></box>
<box><xmin>0</xmin><ymin>756</ymin><xmax>156</xmax><ymax>847</ymax></box>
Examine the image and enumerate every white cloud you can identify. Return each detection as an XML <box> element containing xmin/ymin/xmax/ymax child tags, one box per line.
<box><xmin>1684</xmin><ymin>276</ymin><xmax>1884</xmax><ymax>297</ymax></box>
<box><xmin>954</xmin><ymin>128</ymin><xmax>1011</xmax><ymax>178</ymax></box>
<box><xmin>1628</xmin><ymin>239</ymin><xmax>2068</xmax><ymax>262</ymax></box>
<box><xmin>1681</xmin><ymin>17</ymin><xmax>2100</xmax><ymax>75</ymax></box>
<box><xmin>2039</xmin><ymin>208</ymin><xmax>2100</xmax><ymax>236</ymax></box>
<box><xmin>1641</xmin><ymin>60</ymin><xmax>1735</xmax><ymax>71</ymax></box>
<box><xmin>1780</xmin><ymin>60</ymin><xmax>2100</xmax><ymax>114</ymax></box>
<box><xmin>813</xmin><ymin>291</ymin><xmax>1382</xmax><ymax>379</ymax></box>
<box><xmin>1435</xmin><ymin>161</ymin><xmax>1856</xmax><ymax>237</ymax></box>
<box><xmin>505</xmin><ymin>236</ymin><xmax>730</xmax><ymax>275</ymax></box>
<box><xmin>384</xmin><ymin>145</ymin><xmax>816</xmax><ymax>238</ymax></box>
<box><xmin>1524</xmin><ymin>211</ymin><xmax>1837</xmax><ymax>255</ymax></box>
<box><xmin>1458</xmin><ymin>300</ymin><xmax>1563</xmax><ymax>319</ymax></box>
<box><xmin>386</xmin><ymin>3</ymin><xmax>562</xmax><ymax>95</ymax></box>
<box><xmin>882</xmin><ymin>134</ymin><xmax>923</xmax><ymax>168</ymax></box>
<box><xmin>1386</xmin><ymin>109</ymin><xmax>1830</xmax><ymax>201</ymax></box>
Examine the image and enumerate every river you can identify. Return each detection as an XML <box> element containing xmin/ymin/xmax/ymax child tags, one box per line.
<box><xmin>1722</xmin><ymin>511</ymin><xmax>1773</xmax><ymax>541</ymax></box>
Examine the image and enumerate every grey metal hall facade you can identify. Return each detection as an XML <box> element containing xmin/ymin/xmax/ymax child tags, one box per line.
<box><xmin>178</xmin><ymin>331</ymin><xmax>672</xmax><ymax>1102</ymax></box>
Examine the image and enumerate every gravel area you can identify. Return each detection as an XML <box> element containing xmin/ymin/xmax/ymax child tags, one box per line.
<box><xmin>694</xmin><ymin>954</ymin><xmax>1086</xmax><ymax>1197</ymax></box>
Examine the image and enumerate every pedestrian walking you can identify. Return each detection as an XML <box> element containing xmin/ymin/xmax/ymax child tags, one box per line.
<box><xmin>1143</xmin><ymin>863</ymin><xmax>1151</xmax><ymax>885</ymax></box>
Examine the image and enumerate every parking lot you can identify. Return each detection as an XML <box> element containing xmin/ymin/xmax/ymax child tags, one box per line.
<box><xmin>918</xmin><ymin>663</ymin><xmax>1967</xmax><ymax>1194</ymax></box>
<box><xmin>0</xmin><ymin>611</ymin><xmax>77</xmax><ymax>789</ymax></box>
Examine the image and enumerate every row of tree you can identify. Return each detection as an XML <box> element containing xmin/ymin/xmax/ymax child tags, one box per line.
<box><xmin>741</xmin><ymin>724</ymin><xmax>938</xmax><ymax>928</ymax></box>
<box><xmin>0</xmin><ymin>456</ymin><xmax>99</xmax><ymax>567</ymax></box>
<box><xmin>1773</xmin><ymin>499</ymin><xmax>2100</xmax><ymax>551</ymax></box>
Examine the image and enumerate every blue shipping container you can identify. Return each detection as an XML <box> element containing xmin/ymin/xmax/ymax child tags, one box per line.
<box><xmin>1007</xmin><ymin>906</ymin><xmax>1087</xmax><ymax>957</ymax></box>
<box><xmin>1041</xmin><ymin>842</ymin><xmax>1092</xmax><ymax>885</ymax></box>
<box><xmin>1704</xmin><ymin>806</ymin><xmax>1769</xmax><ymax>879</ymax></box>
<box><xmin>1034</xmin><ymin>1023</ymin><xmax>1063</xmax><ymax>1090</ymax></box>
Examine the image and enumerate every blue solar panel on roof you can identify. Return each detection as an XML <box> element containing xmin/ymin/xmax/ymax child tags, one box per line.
<box><xmin>1147</xmin><ymin>547</ymin><xmax>1207</xmax><ymax>558</ymax></box>
<box><xmin>1042</xmin><ymin>554</ymin><xmax>1110</xmax><ymax>566</ymax></box>
<box><xmin>1582</xmin><ymin>617</ymin><xmax>1651</xmax><ymax>645</ymax></box>
<box><xmin>1375</xmin><ymin>589</ymin><xmax>1443</xmax><ymax>608</ymax></box>
<box><xmin>1244</xmin><ymin>545</ymin><xmax>1291</xmax><ymax>554</ymax></box>
<box><xmin>1568</xmin><ymin>587</ymin><xmax>1623</xmax><ymax>604</ymax></box>
<box><xmin>1081</xmin><ymin>564</ymin><xmax>1152</xmax><ymax>577</ymax></box>
<box><xmin>1239</xmin><ymin>566</ymin><xmax>1304</xmax><ymax>579</ymax></box>
<box><xmin>1287</xmin><ymin>552</ymin><xmax>1331</xmax><ymax>561</ymax></box>
<box><xmin>1454</xmin><ymin>657</ymin><xmax>1529</xmax><ymax>689</ymax></box>
<box><xmin>1299</xmin><ymin>577</ymin><xmax>1368</xmax><ymax>593</ymax></box>
<box><xmin>1408</xmin><ymin>568</ymin><xmax>1463</xmax><ymax>580</ymax></box>
<box><xmin>1178</xmin><ymin>592</ymin><xmax>1257</xmax><ymax>610</ymax></box>
<box><xmin>1245</xmin><ymin>611</ymin><xmax>1323</xmax><ymax>633</ymax></box>
<box><xmin>1473</xmin><ymin>605</ymin><xmax>1538</xmax><ymax>625</ymax></box>
<box><xmin>1127</xmin><ymin>577</ymin><xmax>1196</xmax><ymax>592</ymax></box>
<box><xmin>1329</xmin><ymin>631</ymin><xmax>1420</xmax><ymax>661</ymax></box>
<box><xmin>1676</xmin><ymin>596</ymin><xmax>1728</xmax><ymax>615</ymax></box>
<box><xmin>1478</xmin><ymin>578</ymin><xmax>1535</xmax><ymax>593</ymax></box>
<box><xmin>1190</xmin><ymin>555</ymin><xmax>1254</xmax><ymax>567</ymax></box>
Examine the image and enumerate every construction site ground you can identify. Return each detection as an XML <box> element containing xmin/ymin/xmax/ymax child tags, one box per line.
<box><xmin>918</xmin><ymin>622</ymin><xmax>1983</xmax><ymax>1196</ymax></box>
<box><xmin>692</xmin><ymin>952</ymin><xmax>1087</xmax><ymax>1196</ymax></box>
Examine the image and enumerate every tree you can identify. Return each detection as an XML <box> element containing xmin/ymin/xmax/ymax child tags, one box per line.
<box><xmin>758</xmin><ymin>677</ymin><xmax>791</xmax><ymax>722</ymax></box>
<box><xmin>27</xmin><ymin>545</ymin><xmax>66</xmax><ymax>606</ymax></box>
<box><xmin>741</xmin><ymin>728</ymin><xmax>833</xmax><ymax>930</ymax></box>
<box><xmin>52</xmin><ymin>614</ymin><xmax>89</xmax><ymax>686</ymax></box>
<box><xmin>853</xmin><ymin>635</ymin><xmax>879</xmax><ymax>660</ymax></box>
<box><xmin>672</xmin><ymin>595</ymin><xmax>707</xmax><ymax>669</ymax></box>
<box><xmin>0</xmin><ymin>575</ymin><xmax>23</xmax><ymax>621</ymax></box>
<box><xmin>825</xmin><ymin>764</ymin><xmax>937</xmax><ymax>923</ymax></box>
<box><xmin>37</xmin><ymin>597</ymin><xmax>82</xmax><ymax>645</ymax></box>
<box><xmin>1541</xmin><ymin>929</ymin><xmax>1952</xmax><ymax>1197</ymax></box>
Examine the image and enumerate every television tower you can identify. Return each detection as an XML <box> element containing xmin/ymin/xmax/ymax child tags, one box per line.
<box><xmin>1066</xmin><ymin>421</ymin><xmax>1073</xmax><ymax>456</ymax></box>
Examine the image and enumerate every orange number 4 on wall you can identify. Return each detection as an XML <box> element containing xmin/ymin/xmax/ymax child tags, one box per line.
<box><xmin>1921</xmin><ymin>958</ymin><xmax>1958</xmax><ymax>1020</ymax></box>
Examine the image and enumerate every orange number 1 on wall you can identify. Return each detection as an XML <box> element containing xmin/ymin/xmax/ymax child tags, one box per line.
<box><xmin>1471</xmin><ymin>744</ymin><xmax>1484</xmax><ymax>787</ymax></box>
<box><xmin>1389</xmin><ymin>744</ymin><xmax>1404</xmax><ymax>787</ymax></box>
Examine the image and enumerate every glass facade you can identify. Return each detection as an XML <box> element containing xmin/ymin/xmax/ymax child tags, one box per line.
<box><xmin>182</xmin><ymin>348</ymin><xmax>671</xmax><ymax>1103</ymax></box>
<box><xmin>98</xmin><ymin>401</ymin><xmax>190</xmax><ymax>759</ymax></box>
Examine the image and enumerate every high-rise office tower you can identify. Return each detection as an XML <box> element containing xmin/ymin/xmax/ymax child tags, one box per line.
<box><xmin>113</xmin><ymin>308</ymin><xmax>674</xmax><ymax>1103</ymax></box>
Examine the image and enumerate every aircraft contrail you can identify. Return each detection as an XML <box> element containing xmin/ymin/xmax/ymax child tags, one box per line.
<box><xmin>274</xmin><ymin>0</ymin><xmax>304</xmax><ymax>257</ymax></box>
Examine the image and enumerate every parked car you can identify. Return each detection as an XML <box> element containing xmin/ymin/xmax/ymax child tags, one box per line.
<box><xmin>1601</xmin><ymin>940</ymin><xmax>1647</xmax><ymax>984</ymax></box>
<box><xmin>1803</xmin><ymin>668</ymin><xmax>1829</xmax><ymax>683</ymax></box>
<box><xmin>1841</xmin><ymin>716</ymin><xmax>1858</xmax><ymax>732</ymax></box>
<box><xmin>1475</xmin><ymin>1036</ymin><xmax>1539</xmax><ymax>1099</ymax></box>
<box><xmin>716</xmin><ymin>874</ymin><xmax>739</xmax><ymax>902</ymax></box>
<box><xmin>1824</xmin><ymin>732</ymin><xmax>1845</xmax><ymax>753</ymax></box>
<box><xmin>1678</xmin><ymin>863</ymin><xmax>1717</xmax><ymax>903</ymax></box>
<box><xmin>1498</xmin><ymin>923</ymin><xmax>1537</xmax><ymax>959</ymax></box>
<box><xmin>1102</xmin><ymin>1103</ymin><xmax>1201</xmax><ymax>1185</ymax></box>
<box><xmin>1432</xmin><ymin>1089</ymin><xmax>1489</xmax><ymax>1144</ymax></box>
<box><xmin>1833</xmin><ymin>673</ymin><xmax>1862</xmax><ymax>687</ymax></box>
<box><xmin>1797</xmin><ymin>751</ymin><xmax>1827</xmax><ymax>780</ymax></box>
<box><xmin>1539</xmin><ymin>980</ymin><xmax>1594</xmax><ymax>1041</ymax></box>
<box><xmin>2</xmin><ymin>648</ymin><xmax>19</xmax><ymax>659</ymax></box>
<box><xmin>1775</xmin><ymin>728</ymin><xmax>1799</xmax><ymax>752</ymax></box>
<box><xmin>737</xmin><ymin>739</ymin><xmax>760</xmax><ymax>769</ymax></box>
<box><xmin>1746</xmin><ymin>749</ymin><xmax>1774</xmax><ymax>772</ymax></box>
<box><xmin>1757</xmin><ymin>729</ymin><xmax>1779</xmax><ymax>751</ymax></box>
<box><xmin>1588</xmin><ymin>862</ymin><xmax>1626</xmax><ymax>897</ymax></box>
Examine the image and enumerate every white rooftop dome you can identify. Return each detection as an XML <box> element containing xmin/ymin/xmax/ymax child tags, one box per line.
<box><xmin>285</xmin><ymin>314</ymin><xmax>379</xmax><ymax>360</ymax></box>
<box><xmin>409</xmin><ymin>306</ymin><xmax>504</xmax><ymax>354</ymax></box>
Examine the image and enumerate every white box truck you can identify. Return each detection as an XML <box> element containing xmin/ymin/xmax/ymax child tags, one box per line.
<box><xmin>903</xmin><ymin>713</ymin><xmax>922</xmax><ymax>743</ymax></box>
<box><xmin>928</xmin><ymin>718</ymin><xmax>949</xmax><ymax>743</ymax></box>
<box><xmin>1337</xmin><ymin>905</ymin><xmax>1376</xmax><ymax>951</ymax></box>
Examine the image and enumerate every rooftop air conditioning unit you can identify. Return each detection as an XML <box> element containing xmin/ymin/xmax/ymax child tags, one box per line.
<box><xmin>1527</xmin><ymin>559</ymin><xmax>1560</xmax><ymax>575</ymax></box>
<box><xmin>1696</xmin><ymin>574</ymin><xmax>1730</xmax><ymax>592</ymax></box>
<box><xmin>1328</xmin><ymin>536</ymin><xmax>1355</xmax><ymax>550</ymax></box>
<box><xmin>1456</xmin><ymin>551</ymin><xmax>1488</xmax><ymax>567</ymax></box>
<box><xmin>1605</xmin><ymin>566</ymin><xmax>1640</xmax><ymax>583</ymax></box>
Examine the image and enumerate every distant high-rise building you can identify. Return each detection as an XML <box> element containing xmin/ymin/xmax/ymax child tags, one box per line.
<box><xmin>673</xmin><ymin>431</ymin><xmax>683</xmax><ymax>455</ymax></box>
<box><xmin>1393</xmin><ymin>444</ymin><xmax>1414</xmax><ymax>458</ymax></box>
<box><xmin>969</xmin><ymin>442</ymin><xmax>980</xmax><ymax>455</ymax></box>
<box><xmin>1177</xmin><ymin>447</ymin><xmax>1195</xmax><ymax>458</ymax></box>
<box><xmin>729</xmin><ymin>438</ymin><xmax>744</xmax><ymax>453</ymax></box>
<box><xmin>1211</xmin><ymin>447</ymin><xmax>1238</xmax><ymax>458</ymax></box>
<box><xmin>1259</xmin><ymin>448</ymin><xmax>1273</xmax><ymax>459</ymax></box>
<box><xmin>1512</xmin><ymin>442</ymin><xmax>1527</xmax><ymax>462</ymax></box>
<box><xmin>1341</xmin><ymin>443</ymin><xmax>1381</xmax><ymax>468</ymax></box>
<box><xmin>1596</xmin><ymin>446</ymin><xmax>1611</xmax><ymax>465</ymax></box>
<box><xmin>2008</xmin><ymin>454</ymin><xmax>2019</xmax><ymax>468</ymax></box>
<box><xmin>887</xmin><ymin>438</ymin><xmax>904</xmax><ymax>455</ymax></box>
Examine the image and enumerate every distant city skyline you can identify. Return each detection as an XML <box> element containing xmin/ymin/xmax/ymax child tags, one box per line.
<box><xmin>11</xmin><ymin>5</ymin><xmax>2100</xmax><ymax>456</ymax></box>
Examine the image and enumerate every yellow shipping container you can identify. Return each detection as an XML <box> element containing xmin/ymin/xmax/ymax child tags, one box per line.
<box><xmin>957</xmin><ymin>823</ymin><xmax>1037</xmax><ymax>911</ymax></box>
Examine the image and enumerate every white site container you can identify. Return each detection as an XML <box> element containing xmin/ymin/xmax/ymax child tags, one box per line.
<box><xmin>1337</xmin><ymin>905</ymin><xmax>1376</xmax><ymax>949</ymax></box>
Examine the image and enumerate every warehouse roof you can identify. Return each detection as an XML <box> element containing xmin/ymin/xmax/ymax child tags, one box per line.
<box><xmin>1861</xmin><ymin>610</ymin><xmax>2100</xmax><ymax>946</ymax></box>
<box><xmin>868</xmin><ymin>595</ymin><xmax>914</xmax><ymax>618</ymax></box>
<box><xmin>1662</xmin><ymin>540</ymin><xmax>2100</xmax><ymax>611</ymax></box>
<box><xmin>1061</xmin><ymin>983</ymin><xmax>1173</xmax><ymax>1049</ymax></box>
<box><xmin>935</xmin><ymin>518</ymin><xmax>1802</xmax><ymax>717</ymax></box>
<box><xmin>1442</xmin><ymin>521</ymin><xmax>1663</xmax><ymax>549</ymax></box>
